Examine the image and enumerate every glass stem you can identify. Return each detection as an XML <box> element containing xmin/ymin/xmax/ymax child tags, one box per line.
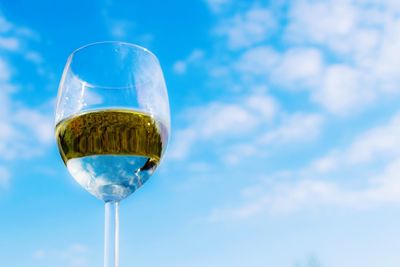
<box><xmin>104</xmin><ymin>201</ymin><xmax>119</xmax><ymax>267</ymax></box>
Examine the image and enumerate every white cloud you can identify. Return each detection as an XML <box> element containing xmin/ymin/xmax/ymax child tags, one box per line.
<box><xmin>169</xmin><ymin>90</ymin><xmax>326</xmax><ymax>165</ymax></box>
<box><xmin>346</xmin><ymin>116</ymin><xmax>400</xmax><ymax>165</ymax></box>
<box><xmin>235</xmin><ymin>45</ymin><xmax>279</xmax><ymax>76</ymax></box>
<box><xmin>215</xmin><ymin>6</ymin><xmax>276</xmax><ymax>50</ymax></box>
<box><xmin>232</xmin><ymin>44</ymin><xmax>376</xmax><ymax>115</ymax></box>
<box><xmin>373</xmin><ymin>18</ymin><xmax>400</xmax><ymax>93</ymax></box>
<box><xmin>245</xmin><ymin>93</ymin><xmax>277</xmax><ymax>121</ymax></box>
<box><xmin>0</xmin><ymin>107</ymin><xmax>53</xmax><ymax>160</ymax></box>
<box><xmin>0</xmin><ymin>12</ymin><xmax>53</xmax><ymax>188</ymax></box>
<box><xmin>173</xmin><ymin>49</ymin><xmax>205</xmax><ymax>75</ymax></box>
<box><xmin>308</xmin><ymin>112</ymin><xmax>400</xmax><ymax>172</ymax></box>
<box><xmin>0</xmin><ymin>13</ymin><xmax>43</xmax><ymax>62</ymax></box>
<box><xmin>209</xmin><ymin>169</ymin><xmax>400</xmax><ymax>220</ymax></box>
<box><xmin>168</xmin><ymin>93</ymin><xmax>278</xmax><ymax>161</ymax></box>
<box><xmin>170</xmin><ymin>0</ymin><xmax>400</xmax><ymax>220</ymax></box>
<box><xmin>172</xmin><ymin>61</ymin><xmax>187</xmax><ymax>75</ymax></box>
<box><xmin>206</xmin><ymin>0</ymin><xmax>400</xmax><ymax>116</ymax></box>
<box><xmin>285</xmin><ymin>0</ymin><xmax>394</xmax><ymax>62</ymax></box>
<box><xmin>169</xmin><ymin>102</ymin><xmax>258</xmax><ymax>160</ymax></box>
<box><xmin>109</xmin><ymin>19</ymin><xmax>135</xmax><ymax>39</ymax></box>
<box><xmin>24</xmin><ymin>51</ymin><xmax>43</xmax><ymax>64</ymax></box>
<box><xmin>260</xmin><ymin>113</ymin><xmax>324</xmax><ymax>145</ymax></box>
<box><xmin>200</xmin><ymin>103</ymin><xmax>260</xmax><ymax>137</ymax></box>
<box><xmin>169</xmin><ymin>0</ymin><xmax>400</xmax><ymax>222</ymax></box>
<box><xmin>223</xmin><ymin>143</ymin><xmax>260</xmax><ymax>165</ymax></box>
<box><xmin>271</xmin><ymin>47</ymin><xmax>323</xmax><ymax>90</ymax></box>
<box><xmin>101</xmin><ymin>4</ymin><xmax>153</xmax><ymax>46</ymax></box>
<box><xmin>14</xmin><ymin>108</ymin><xmax>54</xmax><ymax>144</ymax></box>
<box><xmin>220</xmin><ymin>112</ymin><xmax>324</xmax><ymax>166</ymax></box>
<box><xmin>283</xmin><ymin>0</ymin><xmax>400</xmax><ymax>114</ymax></box>
<box><xmin>167</xmin><ymin>129</ymin><xmax>197</xmax><ymax>161</ymax></box>
<box><xmin>0</xmin><ymin>57</ymin><xmax>53</xmax><ymax>161</ymax></box>
<box><xmin>208</xmin><ymin>179</ymin><xmax>342</xmax><ymax>220</ymax></box>
<box><xmin>32</xmin><ymin>243</ymin><xmax>89</xmax><ymax>267</ymax></box>
<box><xmin>209</xmin><ymin>111</ymin><xmax>400</xmax><ymax>220</ymax></box>
<box><xmin>286</xmin><ymin>0</ymin><xmax>359</xmax><ymax>51</ymax></box>
<box><xmin>234</xmin><ymin>46</ymin><xmax>324</xmax><ymax>91</ymax></box>
<box><xmin>0</xmin><ymin>15</ymin><xmax>12</xmax><ymax>32</ymax></box>
<box><xmin>308</xmin><ymin>153</ymin><xmax>339</xmax><ymax>174</ymax></box>
<box><xmin>0</xmin><ymin>56</ymin><xmax>12</xmax><ymax>82</ymax></box>
<box><xmin>204</xmin><ymin>0</ymin><xmax>231</xmax><ymax>13</ymax></box>
<box><xmin>0</xmin><ymin>36</ymin><xmax>19</xmax><ymax>51</ymax></box>
<box><xmin>313</xmin><ymin>64</ymin><xmax>374</xmax><ymax>115</ymax></box>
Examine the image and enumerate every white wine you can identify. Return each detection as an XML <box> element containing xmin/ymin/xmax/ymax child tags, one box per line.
<box><xmin>55</xmin><ymin>109</ymin><xmax>166</xmax><ymax>201</ymax></box>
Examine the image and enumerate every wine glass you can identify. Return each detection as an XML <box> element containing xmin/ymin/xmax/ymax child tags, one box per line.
<box><xmin>55</xmin><ymin>41</ymin><xmax>170</xmax><ymax>267</ymax></box>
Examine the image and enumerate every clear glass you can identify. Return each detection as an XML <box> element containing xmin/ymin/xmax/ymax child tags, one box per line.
<box><xmin>54</xmin><ymin>41</ymin><xmax>170</xmax><ymax>267</ymax></box>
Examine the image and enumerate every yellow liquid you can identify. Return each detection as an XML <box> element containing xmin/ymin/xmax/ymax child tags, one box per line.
<box><xmin>55</xmin><ymin>109</ymin><xmax>166</xmax><ymax>201</ymax></box>
<box><xmin>56</xmin><ymin>109</ymin><xmax>164</xmax><ymax>162</ymax></box>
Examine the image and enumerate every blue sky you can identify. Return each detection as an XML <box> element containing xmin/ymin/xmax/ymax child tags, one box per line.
<box><xmin>1</xmin><ymin>0</ymin><xmax>400</xmax><ymax>266</ymax></box>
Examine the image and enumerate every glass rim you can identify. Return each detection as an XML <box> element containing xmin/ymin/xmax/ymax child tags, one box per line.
<box><xmin>69</xmin><ymin>40</ymin><xmax>158</xmax><ymax>61</ymax></box>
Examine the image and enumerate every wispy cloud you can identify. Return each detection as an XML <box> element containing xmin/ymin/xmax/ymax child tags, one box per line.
<box><xmin>0</xmin><ymin>36</ymin><xmax>19</xmax><ymax>51</ymax></box>
<box><xmin>270</xmin><ymin>47</ymin><xmax>323</xmax><ymax>90</ymax></box>
<box><xmin>32</xmin><ymin>243</ymin><xmax>90</xmax><ymax>267</ymax></box>
<box><xmin>0</xmin><ymin>11</ymin><xmax>53</xmax><ymax>188</ymax></box>
<box><xmin>204</xmin><ymin>0</ymin><xmax>232</xmax><ymax>13</ymax></box>
<box><xmin>201</xmin><ymin>0</ymin><xmax>400</xmax><ymax>115</ymax></box>
<box><xmin>173</xmin><ymin>49</ymin><xmax>205</xmax><ymax>75</ymax></box>
<box><xmin>214</xmin><ymin>6</ymin><xmax>276</xmax><ymax>50</ymax></box>
<box><xmin>108</xmin><ymin>19</ymin><xmax>135</xmax><ymax>39</ymax></box>
<box><xmin>168</xmin><ymin>92</ymin><xmax>279</xmax><ymax>161</ymax></box>
<box><xmin>260</xmin><ymin>113</ymin><xmax>324</xmax><ymax>145</ymax></box>
<box><xmin>0</xmin><ymin>11</ymin><xmax>43</xmax><ymax>64</ymax></box>
<box><xmin>101</xmin><ymin>1</ymin><xmax>153</xmax><ymax>45</ymax></box>
<box><xmin>168</xmin><ymin>90</ymin><xmax>325</xmax><ymax>168</ymax></box>
<box><xmin>187</xmin><ymin>0</ymin><xmax>400</xmax><ymax>220</ymax></box>
<box><xmin>308</xmin><ymin>112</ymin><xmax>400</xmax><ymax>173</ymax></box>
<box><xmin>209</xmin><ymin>111</ymin><xmax>400</xmax><ymax>220</ymax></box>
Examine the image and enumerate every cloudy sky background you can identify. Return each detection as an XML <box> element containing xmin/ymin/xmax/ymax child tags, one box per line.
<box><xmin>1</xmin><ymin>0</ymin><xmax>400</xmax><ymax>266</ymax></box>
